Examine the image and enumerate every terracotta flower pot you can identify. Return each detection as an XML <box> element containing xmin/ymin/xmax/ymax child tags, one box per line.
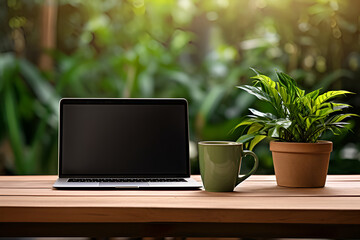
<box><xmin>270</xmin><ymin>141</ymin><xmax>333</xmax><ymax>188</ymax></box>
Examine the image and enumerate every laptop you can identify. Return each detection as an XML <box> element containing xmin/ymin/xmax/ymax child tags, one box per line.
<box><xmin>53</xmin><ymin>98</ymin><xmax>202</xmax><ymax>189</ymax></box>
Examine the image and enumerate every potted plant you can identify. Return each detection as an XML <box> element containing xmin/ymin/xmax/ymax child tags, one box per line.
<box><xmin>234</xmin><ymin>69</ymin><xmax>358</xmax><ymax>187</ymax></box>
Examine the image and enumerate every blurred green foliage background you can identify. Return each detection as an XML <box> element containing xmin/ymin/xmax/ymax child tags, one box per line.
<box><xmin>0</xmin><ymin>0</ymin><xmax>359</xmax><ymax>175</ymax></box>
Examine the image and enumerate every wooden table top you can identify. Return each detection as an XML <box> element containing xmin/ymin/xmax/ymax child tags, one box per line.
<box><xmin>1</xmin><ymin>175</ymin><xmax>360</xmax><ymax>225</ymax></box>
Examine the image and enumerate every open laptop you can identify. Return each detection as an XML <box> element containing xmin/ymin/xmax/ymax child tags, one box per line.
<box><xmin>53</xmin><ymin>98</ymin><xmax>202</xmax><ymax>189</ymax></box>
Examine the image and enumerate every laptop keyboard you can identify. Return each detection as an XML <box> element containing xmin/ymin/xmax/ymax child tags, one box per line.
<box><xmin>68</xmin><ymin>178</ymin><xmax>186</xmax><ymax>183</ymax></box>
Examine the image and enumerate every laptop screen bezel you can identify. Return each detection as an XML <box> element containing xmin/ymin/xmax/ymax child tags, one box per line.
<box><xmin>58</xmin><ymin>98</ymin><xmax>191</xmax><ymax>178</ymax></box>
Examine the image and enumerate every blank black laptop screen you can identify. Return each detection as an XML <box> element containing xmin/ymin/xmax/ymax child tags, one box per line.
<box><xmin>59</xmin><ymin>99</ymin><xmax>189</xmax><ymax>177</ymax></box>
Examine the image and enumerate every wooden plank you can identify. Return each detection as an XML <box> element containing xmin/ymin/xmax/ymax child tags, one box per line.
<box><xmin>1</xmin><ymin>175</ymin><xmax>360</xmax><ymax>190</ymax></box>
<box><xmin>1</xmin><ymin>181</ymin><xmax>360</xmax><ymax>197</ymax></box>
<box><xmin>0</xmin><ymin>175</ymin><xmax>57</xmax><ymax>181</ymax></box>
<box><xmin>0</xmin><ymin>175</ymin><xmax>360</xmax><ymax>238</ymax></box>
<box><xmin>1</xmin><ymin>195</ymin><xmax>360</xmax><ymax>209</ymax></box>
<box><xmin>0</xmin><ymin>175</ymin><xmax>56</xmax><ymax>189</ymax></box>
<box><xmin>0</xmin><ymin>205</ymin><xmax>359</xmax><ymax>224</ymax></box>
<box><xmin>1</xmin><ymin>176</ymin><xmax>360</xmax><ymax>199</ymax></box>
<box><xmin>0</xmin><ymin>181</ymin><xmax>54</xmax><ymax>189</ymax></box>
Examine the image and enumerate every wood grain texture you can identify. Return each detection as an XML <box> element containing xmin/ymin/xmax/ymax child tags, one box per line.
<box><xmin>1</xmin><ymin>182</ymin><xmax>360</xmax><ymax>197</ymax></box>
<box><xmin>0</xmin><ymin>175</ymin><xmax>360</xmax><ymax>228</ymax></box>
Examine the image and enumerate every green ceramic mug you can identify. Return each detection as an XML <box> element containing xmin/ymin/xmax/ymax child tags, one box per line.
<box><xmin>198</xmin><ymin>141</ymin><xmax>259</xmax><ymax>192</ymax></box>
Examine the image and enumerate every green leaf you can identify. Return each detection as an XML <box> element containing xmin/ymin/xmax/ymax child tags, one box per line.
<box><xmin>234</xmin><ymin>69</ymin><xmax>357</xmax><ymax>144</ymax></box>
<box><xmin>305</xmin><ymin>118</ymin><xmax>311</xmax><ymax>129</ymax></box>
<box><xmin>320</xmin><ymin>102</ymin><xmax>351</xmax><ymax>110</ymax></box>
<box><xmin>315</xmin><ymin>90</ymin><xmax>353</xmax><ymax>105</ymax></box>
<box><xmin>248</xmin><ymin>108</ymin><xmax>276</xmax><ymax>119</ymax></box>
<box><xmin>315</xmin><ymin>108</ymin><xmax>337</xmax><ymax>118</ymax></box>
<box><xmin>247</xmin><ymin>123</ymin><xmax>263</xmax><ymax>134</ymax></box>
<box><xmin>276</xmin><ymin>71</ymin><xmax>301</xmax><ymax>97</ymax></box>
<box><xmin>275</xmin><ymin>118</ymin><xmax>292</xmax><ymax>129</ymax></box>
<box><xmin>305</xmin><ymin>89</ymin><xmax>320</xmax><ymax>100</ymax></box>
<box><xmin>237</xmin><ymin>133</ymin><xmax>257</xmax><ymax>143</ymax></box>
<box><xmin>327</xmin><ymin>113</ymin><xmax>359</xmax><ymax>124</ymax></box>
<box><xmin>249</xmin><ymin>135</ymin><xmax>267</xmax><ymax>151</ymax></box>
<box><xmin>232</xmin><ymin>119</ymin><xmax>255</xmax><ymax>131</ymax></box>
<box><xmin>268</xmin><ymin>126</ymin><xmax>280</xmax><ymax>138</ymax></box>
<box><xmin>237</xmin><ymin>85</ymin><xmax>271</xmax><ymax>102</ymax></box>
<box><xmin>252</xmin><ymin>74</ymin><xmax>282</xmax><ymax>105</ymax></box>
<box><xmin>249</xmin><ymin>67</ymin><xmax>261</xmax><ymax>75</ymax></box>
<box><xmin>251</xmin><ymin>74</ymin><xmax>277</xmax><ymax>90</ymax></box>
<box><xmin>278</xmin><ymin>85</ymin><xmax>290</xmax><ymax>105</ymax></box>
<box><xmin>302</xmin><ymin>96</ymin><xmax>313</xmax><ymax>112</ymax></box>
<box><xmin>276</xmin><ymin>71</ymin><xmax>296</xmax><ymax>88</ymax></box>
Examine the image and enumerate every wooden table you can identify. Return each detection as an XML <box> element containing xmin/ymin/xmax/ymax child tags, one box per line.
<box><xmin>0</xmin><ymin>175</ymin><xmax>360</xmax><ymax>238</ymax></box>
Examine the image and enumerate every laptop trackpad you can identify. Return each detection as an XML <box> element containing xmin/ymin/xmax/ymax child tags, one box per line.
<box><xmin>99</xmin><ymin>182</ymin><xmax>149</xmax><ymax>188</ymax></box>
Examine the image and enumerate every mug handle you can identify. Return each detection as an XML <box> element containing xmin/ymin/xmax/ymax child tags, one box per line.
<box><xmin>236</xmin><ymin>150</ymin><xmax>259</xmax><ymax>185</ymax></box>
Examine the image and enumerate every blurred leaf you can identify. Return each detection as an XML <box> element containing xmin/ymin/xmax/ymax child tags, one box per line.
<box><xmin>199</xmin><ymin>86</ymin><xmax>226</xmax><ymax>121</ymax></box>
<box><xmin>4</xmin><ymin>85</ymin><xmax>27</xmax><ymax>174</ymax></box>
<box><xmin>313</xmin><ymin>69</ymin><xmax>353</xmax><ymax>91</ymax></box>
<box><xmin>19</xmin><ymin>59</ymin><xmax>60</xmax><ymax>122</ymax></box>
<box><xmin>0</xmin><ymin>53</ymin><xmax>17</xmax><ymax>92</ymax></box>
